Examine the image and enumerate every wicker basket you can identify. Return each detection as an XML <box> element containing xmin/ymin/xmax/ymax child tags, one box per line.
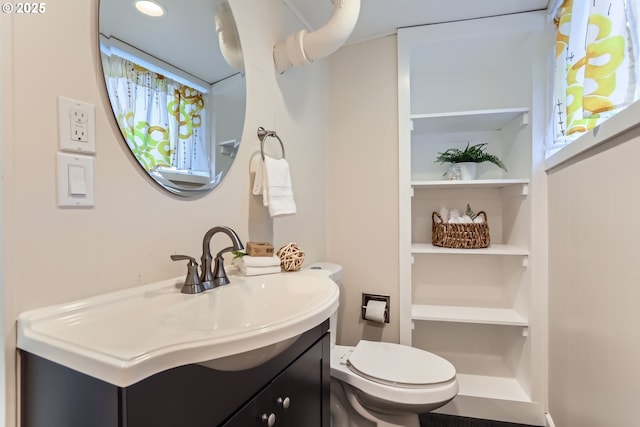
<box><xmin>432</xmin><ymin>211</ymin><xmax>490</xmax><ymax>249</ymax></box>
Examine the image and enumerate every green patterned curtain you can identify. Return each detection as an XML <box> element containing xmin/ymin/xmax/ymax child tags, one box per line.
<box><xmin>101</xmin><ymin>53</ymin><xmax>209</xmax><ymax>173</ymax></box>
<box><xmin>552</xmin><ymin>0</ymin><xmax>639</xmax><ymax>144</ymax></box>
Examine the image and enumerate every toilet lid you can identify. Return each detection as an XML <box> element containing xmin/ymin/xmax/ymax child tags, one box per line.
<box><xmin>347</xmin><ymin>340</ymin><xmax>456</xmax><ymax>388</ymax></box>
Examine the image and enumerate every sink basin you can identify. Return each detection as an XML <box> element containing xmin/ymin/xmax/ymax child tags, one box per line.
<box><xmin>17</xmin><ymin>270</ymin><xmax>339</xmax><ymax>387</ymax></box>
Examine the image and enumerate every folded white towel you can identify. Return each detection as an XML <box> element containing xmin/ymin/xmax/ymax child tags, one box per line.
<box><xmin>239</xmin><ymin>265</ymin><xmax>282</xmax><ymax>276</ymax></box>
<box><xmin>235</xmin><ymin>255</ymin><xmax>281</xmax><ymax>268</ymax></box>
<box><xmin>262</xmin><ymin>155</ymin><xmax>297</xmax><ymax>217</ymax></box>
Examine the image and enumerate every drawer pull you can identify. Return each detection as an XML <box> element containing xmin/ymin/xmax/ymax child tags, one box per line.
<box><xmin>261</xmin><ymin>412</ymin><xmax>276</xmax><ymax>426</ymax></box>
<box><xmin>277</xmin><ymin>396</ymin><xmax>291</xmax><ymax>409</ymax></box>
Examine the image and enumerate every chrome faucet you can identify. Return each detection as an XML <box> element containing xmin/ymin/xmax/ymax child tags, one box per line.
<box><xmin>200</xmin><ymin>226</ymin><xmax>244</xmax><ymax>290</ymax></box>
<box><xmin>170</xmin><ymin>255</ymin><xmax>206</xmax><ymax>294</ymax></box>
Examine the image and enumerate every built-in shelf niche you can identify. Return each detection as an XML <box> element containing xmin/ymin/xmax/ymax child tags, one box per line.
<box><xmin>398</xmin><ymin>12</ymin><xmax>547</xmax><ymax>425</ymax></box>
<box><xmin>412</xmin><ymin>322</ymin><xmax>531</xmax><ymax>403</ymax></box>
<box><xmin>410</xmin><ymin>108</ymin><xmax>531</xmax><ymax>183</ymax></box>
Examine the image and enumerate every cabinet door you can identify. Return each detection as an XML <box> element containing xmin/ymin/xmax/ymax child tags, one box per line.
<box><xmin>20</xmin><ymin>352</ymin><xmax>121</xmax><ymax>427</ymax></box>
<box><xmin>224</xmin><ymin>335</ymin><xmax>327</xmax><ymax>427</ymax></box>
<box><xmin>124</xmin><ymin>322</ymin><xmax>329</xmax><ymax>427</ymax></box>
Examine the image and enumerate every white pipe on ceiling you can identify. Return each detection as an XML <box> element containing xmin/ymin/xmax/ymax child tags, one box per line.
<box><xmin>274</xmin><ymin>0</ymin><xmax>360</xmax><ymax>74</ymax></box>
<box><xmin>216</xmin><ymin>2</ymin><xmax>245</xmax><ymax>73</ymax></box>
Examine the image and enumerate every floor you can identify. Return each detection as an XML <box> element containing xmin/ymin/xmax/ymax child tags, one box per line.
<box><xmin>419</xmin><ymin>413</ymin><xmax>542</xmax><ymax>427</ymax></box>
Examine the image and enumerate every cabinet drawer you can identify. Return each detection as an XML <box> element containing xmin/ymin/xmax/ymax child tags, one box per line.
<box><xmin>224</xmin><ymin>334</ymin><xmax>327</xmax><ymax>426</ymax></box>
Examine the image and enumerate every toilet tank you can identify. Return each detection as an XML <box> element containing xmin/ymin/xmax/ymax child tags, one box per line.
<box><xmin>304</xmin><ymin>262</ymin><xmax>342</xmax><ymax>348</ymax></box>
<box><xmin>306</xmin><ymin>262</ymin><xmax>342</xmax><ymax>282</ymax></box>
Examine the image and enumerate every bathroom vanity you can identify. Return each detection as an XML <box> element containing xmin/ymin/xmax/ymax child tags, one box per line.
<box><xmin>20</xmin><ymin>321</ymin><xmax>329</xmax><ymax>427</ymax></box>
<box><xmin>17</xmin><ymin>273</ymin><xmax>338</xmax><ymax>427</ymax></box>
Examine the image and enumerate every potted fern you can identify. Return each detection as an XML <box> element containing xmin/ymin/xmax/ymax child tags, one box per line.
<box><xmin>435</xmin><ymin>142</ymin><xmax>507</xmax><ymax>180</ymax></box>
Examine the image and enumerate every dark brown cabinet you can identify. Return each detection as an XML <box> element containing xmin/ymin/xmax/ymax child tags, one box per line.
<box><xmin>21</xmin><ymin>320</ymin><xmax>329</xmax><ymax>427</ymax></box>
<box><xmin>225</xmin><ymin>335</ymin><xmax>325</xmax><ymax>426</ymax></box>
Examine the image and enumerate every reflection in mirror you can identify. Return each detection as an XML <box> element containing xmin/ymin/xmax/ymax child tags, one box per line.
<box><xmin>99</xmin><ymin>0</ymin><xmax>246</xmax><ymax>196</ymax></box>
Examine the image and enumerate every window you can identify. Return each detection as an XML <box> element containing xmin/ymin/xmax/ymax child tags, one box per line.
<box><xmin>549</xmin><ymin>0</ymin><xmax>640</xmax><ymax>155</ymax></box>
<box><xmin>100</xmin><ymin>40</ymin><xmax>211</xmax><ymax>182</ymax></box>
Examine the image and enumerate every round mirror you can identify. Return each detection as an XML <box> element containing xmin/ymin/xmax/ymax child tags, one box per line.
<box><xmin>99</xmin><ymin>0</ymin><xmax>246</xmax><ymax>197</ymax></box>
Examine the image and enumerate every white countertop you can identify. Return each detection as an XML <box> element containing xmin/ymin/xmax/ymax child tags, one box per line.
<box><xmin>17</xmin><ymin>271</ymin><xmax>339</xmax><ymax>387</ymax></box>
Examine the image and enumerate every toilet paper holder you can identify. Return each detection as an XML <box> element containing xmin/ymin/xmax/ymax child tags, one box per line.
<box><xmin>361</xmin><ymin>293</ymin><xmax>390</xmax><ymax>323</ymax></box>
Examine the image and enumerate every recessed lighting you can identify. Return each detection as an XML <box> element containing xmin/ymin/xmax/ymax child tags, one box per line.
<box><xmin>134</xmin><ymin>1</ymin><xmax>165</xmax><ymax>17</ymax></box>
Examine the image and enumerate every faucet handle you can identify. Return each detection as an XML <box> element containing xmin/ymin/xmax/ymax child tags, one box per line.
<box><xmin>212</xmin><ymin>246</ymin><xmax>235</xmax><ymax>288</ymax></box>
<box><xmin>171</xmin><ymin>255</ymin><xmax>205</xmax><ymax>294</ymax></box>
<box><xmin>215</xmin><ymin>246</ymin><xmax>236</xmax><ymax>257</ymax></box>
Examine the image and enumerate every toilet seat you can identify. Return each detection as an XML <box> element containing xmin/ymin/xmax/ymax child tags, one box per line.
<box><xmin>347</xmin><ymin>340</ymin><xmax>456</xmax><ymax>388</ymax></box>
<box><xmin>331</xmin><ymin>344</ymin><xmax>458</xmax><ymax>408</ymax></box>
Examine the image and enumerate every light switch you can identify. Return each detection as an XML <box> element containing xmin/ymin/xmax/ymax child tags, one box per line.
<box><xmin>57</xmin><ymin>153</ymin><xmax>94</xmax><ymax>207</ymax></box>
<box><xmin>68</xmin><ymin>164</ymin><xmax>87</xmax><ymax>195</ymax></box>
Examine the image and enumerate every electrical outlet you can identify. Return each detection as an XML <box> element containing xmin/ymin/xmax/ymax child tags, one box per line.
<box><xmin>71</xmin><ymin>125</ymin><xmax>88</xmax><ymax>142</ymax></box>
<box><xmin>70</xmin><ymin>108</ymin><xmax>88</xmax><ymax>124</ymax></box>
<box><xmin>70</xmin><ymin>106</ymin><xmax>89</xmax><ymax>142</ymax></box>
<box><xmin>59</xmin><ymin>96</ymin><xmax>96</xmax><ymax>154</ymax></box>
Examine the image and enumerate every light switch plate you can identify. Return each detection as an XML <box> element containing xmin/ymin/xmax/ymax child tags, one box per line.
<box><xmin>57</xmin><ymin>152</ymin><xmax>94</xmax><ymax>207</ymax></box>
<box><xmin>58</xmin><ymin>96</ymin><xmax>96</xmax><ymax>154</ymax></box>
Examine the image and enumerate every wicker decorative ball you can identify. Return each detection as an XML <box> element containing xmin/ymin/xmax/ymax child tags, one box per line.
<box><xmin>277</xmin><ymin>242</ymin><xmax>305</xmax><ymax>272</ymax></box>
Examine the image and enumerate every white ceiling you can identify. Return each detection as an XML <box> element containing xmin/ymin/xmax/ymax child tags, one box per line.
<box><xmin>99</xmin><ymin>0</ymin><xmax>550</xmax><ymax>85</ymax></box>
<box><xmin>100</xmin><ymin>0</ymin><xmax>236</xmax><ymax>85</ymax></box>
<box><xmin>285</xmin><ymin>0</ymin><xmax>550</xmax><ymax>45</ymax></box>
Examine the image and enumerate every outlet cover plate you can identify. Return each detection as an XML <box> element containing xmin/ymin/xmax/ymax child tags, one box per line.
<box><xmin>58</xmin><ymin>96</ymin><xmax>96</xmax><ymax>154</ymax></box>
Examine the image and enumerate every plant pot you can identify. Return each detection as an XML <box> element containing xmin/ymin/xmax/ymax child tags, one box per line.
<box><xmin>456</xmin><ymin>162</ymin><xmax>478</xmax><ymax>180</ymax></box>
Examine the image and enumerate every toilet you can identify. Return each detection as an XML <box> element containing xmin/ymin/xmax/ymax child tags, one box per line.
<box><xmin>304</xmin><ymin>262</ymin><xmax>458</xmax><ymax>427</ymax></box>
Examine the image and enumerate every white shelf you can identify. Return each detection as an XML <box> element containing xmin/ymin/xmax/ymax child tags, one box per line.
<box><xmin>399</xmin><ymin>17</ymin><xmax>545</xmax><ymax>424</ymax></box>
<box><xmin>411</xmin><ymin>243</ymin><xmax>529</xmax><ymax>256</ymax></box>
<box><xmin>412</xmin><ymin>304</ymin><xmax>528</xmax><ymax>327</ymax></box>
<box><xmin>411</xmin><ymin>108</ymin><xmax>529</xmax><ymax>134</ymax></box>
<box><xmin>456</xmin><ymin>373</ymin><xmax>531</xmax><ymax>402</ymax></box>
<box><xmin>411</xmin><ymin>179</ymin><xmax>529</xmax><ymax>190</ymax></box>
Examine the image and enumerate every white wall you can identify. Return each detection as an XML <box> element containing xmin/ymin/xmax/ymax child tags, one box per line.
<box><xmin>328</xmin><ymin>35</ymin><xmax>400</xmax><ymax>345</ymax></box>
<box><xmin>1</xmin><ymin>0</ymin><xmax>330</xmax><ymax>425</ymax></box>
<box><xmin>547</xmin><ymin>129</ymin><xmax>640</xmax><ymax>426</ymax></box>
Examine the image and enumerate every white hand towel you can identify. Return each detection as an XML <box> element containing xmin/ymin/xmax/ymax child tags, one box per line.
<box><xmin>240</xmin><ymin>265</ymin><xmax>282</xmax><ymax>276</ymax></box>
<box><xmin>235</xmin><ymin>255</ymin><xmax>281</xmax><ymax>268</ymax></box>
<box><xmin>251</xmin><ymin>157</ymin><xmax>264</xmax><ymax>196</ymax></box>
<box><xmin>262</xmin><ymin>155</ymin><xmax>297</xmax><ymax>217</ymax></box>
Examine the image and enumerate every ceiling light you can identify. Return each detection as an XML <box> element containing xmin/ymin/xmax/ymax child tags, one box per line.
<box><xmin>134</xmin><ymin>1</ymin><xmax>165</xmax><ymax>17</ymax></box>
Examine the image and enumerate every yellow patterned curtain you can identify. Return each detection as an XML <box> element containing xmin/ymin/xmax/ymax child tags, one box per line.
<box><xmin>552</xmin><ymin>0</ymin><xmax>639</xmax><ymax>143</ymax></box>
<box><xmin>167</xmin><ymin>84</ymin><xmax>208</xmax><ymax>172</ymax></box>
<box><xmin>101</xmin><ymin>53</ymin><xmax>209</xmax><ymax>173</ymax></box>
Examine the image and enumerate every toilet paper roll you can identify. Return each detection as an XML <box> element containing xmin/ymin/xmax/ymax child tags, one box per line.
<box><xmin>364</xmin><ymin>300</ymin><xmax>387</xmax><ymax>323</ymax></box>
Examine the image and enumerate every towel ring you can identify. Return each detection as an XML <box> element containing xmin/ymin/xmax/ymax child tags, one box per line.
<box><xmin>257</xmin><ymin>126</ymin><xmax>285</xmax><ymax>161</ymax></box>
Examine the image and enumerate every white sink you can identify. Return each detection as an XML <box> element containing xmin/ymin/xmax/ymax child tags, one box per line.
<box><xmin>17</xmin><ymin>270</ymin><xmax>339</xmax><ymax>387</ymax></box>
